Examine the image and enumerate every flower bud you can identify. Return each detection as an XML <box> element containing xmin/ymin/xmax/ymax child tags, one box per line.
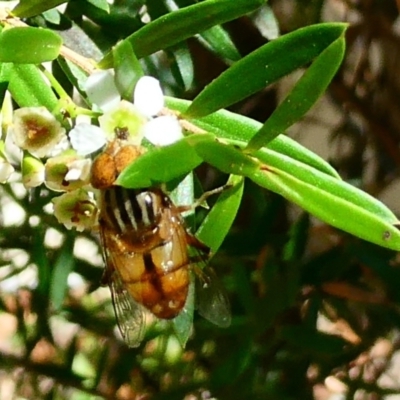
<box><xmin>22</xmin><ymin>151</ymin><xmax>45</xmax><ymax>188</ymax></box>
<box><xmin>0</xmin><ymin>140</ymin><xmax>14</xmax><ymax>183</ymax></box>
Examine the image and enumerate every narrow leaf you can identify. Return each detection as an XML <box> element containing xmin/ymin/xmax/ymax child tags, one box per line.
<box><xmin>116</xmin><ymin>134</ymin><xmax>213</xmax><ymax>188</ymax></box>
<box><xmin>86</xmin><ymin>0</ymin><xmax>109</xmax><ymax>12</ymax></box>
<box><xmin>3</xmin><ymin>64</ymin><xmax>59</xmax><ymax>109</ymax></box>
<box><xmin>0</xmin><ymin>27</ymin><xmax>62</xmax><ymax>64</ymax></box>
<box><xmin>196</xmin><ymin>175</ymin><xmax>244</xmax><ymax>254</ymax></box>
<box><xmin>165</xmin><ymin>96</ymin><xmax>340</xmax><ymax>178</ymax></box>
<box><xmin>99</xmin><ymin>0</ymin><xmax>264</xmax><ymax>67</ymax></box>
<box><xmin>253</xmin><ymin>145</ymin><xmax>397</xmax><ymax>224</ymax></box>
<box><xmin>32</xmin><ymin>229</ymin><xmax>51</xmax><ymax>302</ymax></box>
<box><xmin>194</xmin><ymin>139</ymin><xmax>260</xmax><ymax>176</ymax></box>
<box><xmin>13</xmin><ymin>0</ymin><xmax>68</xmax><ymax>18</ymax></box>
<box><xmin>247</xmin><ymin>34</ymin><xmax>346</xmax><ymax>150</ymax></box>
<box><xmin>50</xmin><ymin>236</ymin><xmax>75</xmax><ymax>311</ymax></box>
<box><xmin>186</xmin><ymin>23</ymin><xmax>347</xmax><ymax>118</ymax></box>
<box><xmin>199</xmin><ymin>25</ymin><xmax>241</xmax><ymax>62</ymax></box>
<box><xmin>168</xmin><ymin>43</ymin><xmax>194</xmax><ymax>91</ymax></box>
<box><xmin>113</xmin><ymin>40</ymin><xmax>143</xmax><ymax>100</ymax></box>
<box><xmin>249</xmin><ymin>152</ymin><xmax>400</xmax><ymax>251</ymax></box>
<box><xmin>172</xmin><ymin>276</ymin><xmax>195</xmax><ymax>347</ymax></box>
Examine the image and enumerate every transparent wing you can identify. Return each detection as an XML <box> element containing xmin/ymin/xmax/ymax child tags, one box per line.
<box><xmin>194</xmin><ymin>264</ymin><xmax>231</xmax><ymax>328</ymax></box>
<box><xmin>106</xmin><ymin>263</ymin><xmax>146</xmax><ymax>347</ymax></box>
<box><xmin>100</xmin><ymin>227</ymin><xmax>146</xmax><ymax>348</ymax></box>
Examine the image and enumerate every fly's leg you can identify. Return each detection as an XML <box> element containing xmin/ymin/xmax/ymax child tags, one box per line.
<box><xmin>185</xmin><ymin>231</ymin><xmax>210</xmax><ymax>256</ymax></box>
<box><xmin>176</xmin><ymin>184</ymin><xmax>232</xmax><ymax>213</ymax></box>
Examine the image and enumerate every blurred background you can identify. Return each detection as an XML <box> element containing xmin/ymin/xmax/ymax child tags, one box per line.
<box><xmin>2</xmin><ymin>0</ymin><xmax>400</xmax><ymax>399</ymax></box>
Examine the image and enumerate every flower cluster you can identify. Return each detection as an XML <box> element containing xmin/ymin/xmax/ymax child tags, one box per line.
<box><xmin>3</xmin><ymin>74</ymin><xmax>183</xmax><ymax>232</ymax></box>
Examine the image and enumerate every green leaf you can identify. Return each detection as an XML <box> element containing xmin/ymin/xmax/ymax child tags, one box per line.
<box><xmin>246</xmin><ymin>34</ymin><xmax>346</xmax><ymax>150</ymax></box>
<box><xmin>165</xmin><ymin>96</ymin><xmax>340</xmax><ymax>178</ymax></box>
<box><xmin>32</xmin><ymin>228</ymin><xmax>51</xmax><ymax>301</ymax></box>
<box><xmin>116</xmin><ymin>134</ymin><xmax>212</xmax><ymax>188</ymax></box>
<box><xmin>163</xmin><ymin>0</ymin><xmax>240</xmax><ymax>62</ymax></box>
<box><xmin>0</xmin><ymin>27</ymin><xmax>62</xmax><ymax>64</ymax></box>
<box><xmin>13</xmin><ymin>0</ymin><xmax>68</xmax><ymax>18</ymax></box>
<box><xmin>43</xmin><ymin>9</ymin><xmax>61</xmax><ymax>24</ymax></box>
<box><xmin>253</xmin><ymin>145</ymin><xmax>397</xmax><ymax>224</ymax></box>
<box><xmin>250</xmin><ymin>146</ymin><xmax>400</xmax><ymax>251</ymax></box>
<box><xmin>86</xmin><ymin>0</ymin><xmax>109</xmax><ymax>12</ymax></box>
<box><xmin>113</xmin><ymin>39</ymin><xmax>143</xmax><ymax>100</ymax></box>
<box><xmin>50</xmin><ymin>236</ymin><xmax>75</xmax><ymax>311</ymax></box>
<box><xmin>172</xmin><ymin>276</ymin><xmax>195</xmax><ymax>347</ymax></box>
<box><xmin>193</xmin><ymin>138</ymin><xmax>260</xmax><ymax>176</ymax></box>
<box><xmin>56</xmin><ymin>58</ymin><xmax>88</xmax><ymax>99</ymax></box>
<box><xmin>186</xmin><ymin>22</ymin><xmax>348</xmax><ymax>118</ymax></box>
<box><xmin>99</xmin><ymin>0</ymin><xmax>264</xmax><ymax>67</ymax></box>
<box><xmin>199</xmin><ymin>25</ymin><xmax>241</xmax><ymax>62</ymax></box>
<box><xmin>196</xmin><ymin>175</ymin><xmax>244</xmax><ymax>254</ymax></box>
<box><xmin>168</xmin><ymin>43</ymin><xmax>194</xmax><ymax>91</ymax></box>
<box><xmin>252</xmin><ymin>4</ymin><xmax>280</xmax><ymax>40</ymax></box>
<box><xmin>2</xmin><ymin>64</ymin><xmax>59</xmax><ymax>109</ymax></box>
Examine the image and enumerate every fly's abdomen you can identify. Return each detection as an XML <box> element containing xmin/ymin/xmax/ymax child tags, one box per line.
<box><xmin>101</xmin><ymin>186</ymin><xmax>191</xmax><ymax>319</ymax></box>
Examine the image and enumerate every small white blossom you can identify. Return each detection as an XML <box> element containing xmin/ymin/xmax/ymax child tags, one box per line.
<box><xmin>69</xmin><ymin>123</ymin><xmax>107</xmax><ymax>156</ymax></box>
<box><xmin>98</xmin><ymin>100</ymin><xmax>146</xmax><ymax>144</ymax></box>
<box><xmin>133</xmin><ymin>76</ymin><xmax>164</xmax><ymax>117</ymax></box>
<box><xmin>143</xmin><ymin>115</ymin><xmax>183</xmax><ymax>146</ymax></box>
<box><xmin>45</xmin><ymin>152</ymin><xmax>91</xmax><ymax>192</ymax></box>
<box><xmin>10</xmin><ymin>107</ymin><xmax>66</xmax><ymax>158</ymax></box>
<box><xmin>52</xmin><ymin>189</ymin><xmax>97</xmax><ymax>231</ymax></box>
<box><xmin>70</xmin><ymin>76</ymin><xmax>183</xmax><ymax>156</ymax></box>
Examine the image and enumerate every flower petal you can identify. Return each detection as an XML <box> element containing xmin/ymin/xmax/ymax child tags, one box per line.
<box><xmin>85</xmin><ymin>70</ymin><xmax>121</xmax><ymax>112</ymax></box>
<box><xmin>64</xmin><ymin>159</ymin><xmax>91</xmax><ymax>182</ymax></box>
<box><xmin>134</xmin><ymin>76</ymin><xmax>164</xmax><ymax>117</ymax></box>
<box><xmin>69</xmin><ymin>123</ymin><xmax>107</xmax><ymax>156</ymax></box>
<box><xmin>143</xmin><ymin>116</ymin><xmax>183</xmax><ymax>146</ymax></box>
<box><xmin>0</xmin><ymin>159</ymin><xmax>14</xmax><ymax>183</ymax></box>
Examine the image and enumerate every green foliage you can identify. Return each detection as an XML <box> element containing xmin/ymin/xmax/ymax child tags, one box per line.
<box><xmin>1</xmin><ymin>1</ymin><xmax>400</xmax><ymax>399</ymax></box>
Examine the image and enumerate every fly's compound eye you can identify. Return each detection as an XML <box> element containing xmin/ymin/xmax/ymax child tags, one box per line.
<box><xmin>90</xmin><ymin>152</ymin><xmax>117</xmax><ymax>189</ymax></box>
<box><xmin>114</xmin><ymin>145</ymin><xmax>142</xmax><ymax>175</ymax></box>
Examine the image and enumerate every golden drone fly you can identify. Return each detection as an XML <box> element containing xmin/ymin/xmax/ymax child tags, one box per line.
<box><xmin>90</xmin><ymin>138</ymin><xmax>231</xmax><ymax>347</ymax></box>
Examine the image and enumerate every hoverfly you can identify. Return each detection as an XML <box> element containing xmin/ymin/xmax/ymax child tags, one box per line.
<box><xmin>90</xmin><ymin>138</ymin><xmax>231</xmax><ymax>347</ymax></box>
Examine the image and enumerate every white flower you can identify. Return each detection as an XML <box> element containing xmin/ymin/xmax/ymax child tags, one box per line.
<box><xmin>70</xmin><ymin>76</ymin><xmax>183</xmax><ymax>156</ymax></box>
<box><xmin>98</xmin><ymin>100</ymin><xmax>146</xmax><ymax>144</ymax></box>
<box><xmin>45</xmin><ymin>152</ymin><xmax>91</xmax><ymax>192</ymax></box>
<box><xmin>10</xmin><ymin>107</ymin><xmax>66</xmax><ymax>158</ymax></box>
<box><xmin>52</xmin><ymin>189</ymin><xmax>97</xmax><ymax>231</ymax></box>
